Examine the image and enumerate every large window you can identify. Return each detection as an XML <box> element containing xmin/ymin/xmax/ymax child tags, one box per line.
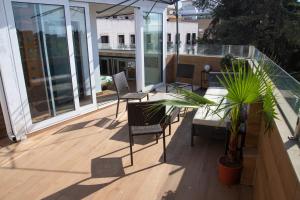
<box><xmin>101</xmin><ymin>35</ymin><xmax>109</xmax><ymax>44</ymax></box>
<box><xmin>130</xmin><ymin>34</ymin><xmax>135</xmax><ymax>45</ymax></box>
<box><xmin>130</xmin><ymin>34</ymin><xmax>135</xmax><ymax>48</ymax></box>
<box><xmin>101</xmin><ymin>35</ymin><xmax>109</xmax><ymax>43</ymax></box>
<box><xmin>175</xmin><ymin>33</ymin><xmax>181</xmax><ymax>44</ymax></box>
<box><xmin>118</xmin><ymin>35</ymin><xmax>125</xmax><ymax>45</ymax></box>
<box><xmin>144</xmin><ymin>12</ymin><xmax>163</xmax><ymax>86</ymax></box>
<box><xmin>192</xmin><ymin>33</ymin><xmax>197</xmax><ymax>44</ymax></box>
<box><xmin>70</xmin><ymin>6</ymin><xmax>93</xmax><ymax>107</ymax></box>
<box><xmin>186</xmin><ymin>33</ymin><xmax>191</xmax><ymax>44</ymax></box>
<box><xmin>167</xmin><ymin>33</ymin><xmax>171</xmax><ymax>42</ymax></box>
<box><xmin>12</xmin><ymin>2</ymin><xmax>75</xmax><ymax>123</ymax></box>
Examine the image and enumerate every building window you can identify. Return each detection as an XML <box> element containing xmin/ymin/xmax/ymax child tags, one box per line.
<box><xmin>175</xmin><ymin>34</ymin><xmax>180</xmax><ymax>44</ymax></box>
<box><xmin>146</xmin><ymin>34</ymin><xmax>151</xmax><ymax>44</ymax></box>
<box><xmin>167</xmin><ymin>33</ymin><xmax>171</xmax><ymax>42</ymax></box>
<box><xmin>192</xmin><ymin>33</ymin><xmax>197</xmax><ymax>44</ymax></box>
<box><xmin>118</xmin><ymin>35</ymin><xmax>125</xmax><ymax>45</ymax></box>
<box><xmin>130</xmin><ymin>34</ymin><xmax>135</xmax><ymax>45</ymax></box>
<box><xmin>101</xmin><ymin>35</ymin><xmax>109</xmax><ymax>43</ymax></box>
<box><xmin>186</xmin><ymin>33</ymin><xmax>191</xmax><ymax>45</ymax></box>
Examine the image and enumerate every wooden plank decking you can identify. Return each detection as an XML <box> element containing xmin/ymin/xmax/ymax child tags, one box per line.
<box><xmin>0</xmin><ymin>102</ymin><xmax>252</xmax><ymax>200</ymax></box>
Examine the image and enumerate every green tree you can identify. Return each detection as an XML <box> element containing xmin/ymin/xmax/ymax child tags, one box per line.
<box><xmin>194</xmin><ymin>0</ymin><xmax>300</xmax><ymax>75</ymax></box>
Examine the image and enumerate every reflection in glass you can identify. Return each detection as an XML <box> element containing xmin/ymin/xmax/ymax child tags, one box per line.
<box><xmin>70</xmin><ymin>7</ymin><xmax>93</xmax><ymax>106</ymax></box>
<box><xmin>12</xmin><ymin>2</ymin><xmax>74</xmax><ymax>123</ymax></box>
<box><xmin>144</xmin><ymin>12</ymin><xmax>163</xmax><ymax>86</ymax></box>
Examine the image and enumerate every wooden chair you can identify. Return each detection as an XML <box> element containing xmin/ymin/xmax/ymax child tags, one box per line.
<box><xmin>112</xmin><ymin>71</ymin><xmax>148</xmax><ymax>118</ymax></box>
<box><xmin>166</xmin><ymin>64</ymin><xmax>195</xmax><ymax>92</ymax></box>
<box><xmin>127</xmin><ymin>101</ymin><xmax>169</xmax><ymax>165</ymax></box>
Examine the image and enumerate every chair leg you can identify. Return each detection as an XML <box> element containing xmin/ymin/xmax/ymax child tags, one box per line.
<box><xmin>147</xmin><ymin>94</ymin><xmax>149</xmax><ymax>100</ymax></box>
<box><xmin>162</xmin><ymin>130</ymin><xmax>166</xmax><ymax>162</ymax></box>
<box><xmin>129</xmin><ymin>131</ymin><xmax>133</xmax><ymax>165</ymax></box>
<box><xmin>126</xmin><ymin>99</ymin><xmax>128</xmax><ymax>111</ymax></box>
<box><xmin>131</xmin><ymin>134</ymin><xmax>134</xmax><ymax>146</ymax></box>
<box><xmin>169</xmin><ymin>124</ymin><xmax>171</xmax><ymax>136</ymax></box>
<box><xmin>156</xmin><ymin>134</ymin><xmax>158</xmax><ymax>144</ymax></box>
<box><xmin>177</xmin><ymin>113</ymin><xmax>180</xmax><ymax>122</ymax></box>
<box><xmin>191</xmin><ymin>125</ymin><xmax>194</xmax><ymax>147</ymax></box>
<box><xmin>116</xmin><ymin>99</ymin><xmax>120</xmax><ymax>118</ymax></box>
<box><xmin>184</xmin><ymin>108</ymin><xmax>188</xmax><ymax>116</ymax></box>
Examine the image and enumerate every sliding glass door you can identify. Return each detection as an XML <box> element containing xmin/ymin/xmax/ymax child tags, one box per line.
<box><xmin>143</xmin><ymin>12</ymin><xmax>163</xmax><ymax>86</ymax></box>
<box><xmin>70</xmin><ymin>6</ymin><xmax>93</xmax><ymax>107</ymax></box>
<box><xmin>12</xmin><ymin>2</ymin><xmax>75</xmax><ymax>123</ymax></box>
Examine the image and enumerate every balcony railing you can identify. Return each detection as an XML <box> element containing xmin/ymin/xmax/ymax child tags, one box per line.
<box><xmin>167</xmin><ymin>44</ymin><xmax>299</xmax><ymax>132</ymax></box>
<box><xmin>253</xmin><ymin>48</ymin><xmax>300</xmax><ymax>131</ymax></box>
<box><xmin>98</xmin><ymin>43</ymin><xmax>136</xmax><ymax>51</ymax></box>
<box><xmin>167</xmin><ymin>44</ymin><xmax>250</xmax><ymax>58</ymax></box>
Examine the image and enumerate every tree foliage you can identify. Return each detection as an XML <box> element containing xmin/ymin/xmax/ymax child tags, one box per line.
<box><xmin>194</xmin><ymin>0</ymin><xmax>300</xmax><ymax>74</ymax></box>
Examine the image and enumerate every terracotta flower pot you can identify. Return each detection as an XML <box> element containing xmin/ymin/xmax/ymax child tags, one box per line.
<box><xmin>218</xmin><ymin>156</ymin><xmax>242</xmax><ymax>185</ymax></box>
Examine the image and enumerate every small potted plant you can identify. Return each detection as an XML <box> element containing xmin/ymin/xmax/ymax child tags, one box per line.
<box><xmin>220</xmin><ymin>54</ymin><xmax>235</xmax><ymax>70</ymax></box>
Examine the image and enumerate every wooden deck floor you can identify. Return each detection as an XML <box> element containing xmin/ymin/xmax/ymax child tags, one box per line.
<box><xmin>0</xmin><ymin>102</ymin><xmax>252</xmax><ymax>200</ymax></box>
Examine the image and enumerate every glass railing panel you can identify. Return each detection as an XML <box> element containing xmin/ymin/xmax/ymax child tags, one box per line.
<box><xmin>167</xmin><ymin>44</ymin><xmax>251</xmax><ymax>57</ymax></box>
<box><xmin>253</xmin><ymin>48</ymin><xmax>300</xmax><ymax>116</ymax></box>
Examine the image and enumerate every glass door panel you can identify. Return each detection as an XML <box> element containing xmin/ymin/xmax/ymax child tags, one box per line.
<box><xmin>144</xmin><ymin>12</ymin><xmax>163</xmax><ymax>86</ymax></box>
<box><xmin>12</xmin><ymin>2</ymin><xmax>75</xmax><ymax>123</ymax></box>
<box><xmin>70</xmin><ymin>6</ymin><xmax>93</xmax><ymax>107</ymax></box>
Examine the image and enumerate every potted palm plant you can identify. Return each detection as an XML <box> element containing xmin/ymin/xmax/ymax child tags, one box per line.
<box><xmin>216</xmin><ymin>61</ymin><xmax>277</xmax><ymax>185</ymax></box>
<box><xmin>156</xmin><ymin>60</ymin><xmax>277</xmax><ymax>185</ymax></box>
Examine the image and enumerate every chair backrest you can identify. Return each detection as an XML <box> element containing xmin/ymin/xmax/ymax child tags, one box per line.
<box><xmin>112</xmin><ymin>71</ymin><xmax>129</xmax><ymax>96</ymax></box>
<box><xmin>176</xmin><ymin>64</ymin><xmax>195</xmax><ymax>80</ymax></box>
<box><xmin>128</xmin><ymin>101</ymin><xmax>166</xmax><ymax>127</ymax></box>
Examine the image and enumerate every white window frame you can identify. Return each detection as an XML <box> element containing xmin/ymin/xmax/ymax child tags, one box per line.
<box><xmin>135</xmin><ymin>6</ymin><xmax>167</xmax><ymax>92</ymax></box>
<box><xmin>4</xmin><ymin>0</ymin><xmax>96</xmax><ymax>133</ymax></box>
<box><xmin>70</xmin><ymin>1</ymin><xmax>97</xmax><ymax>114</ymax></box>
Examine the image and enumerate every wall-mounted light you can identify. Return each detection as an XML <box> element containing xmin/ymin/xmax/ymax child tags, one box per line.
<box><xmin>204</xmin><ymin>64</ymin><xmax>211</xmax><ymax>72</ymax></box>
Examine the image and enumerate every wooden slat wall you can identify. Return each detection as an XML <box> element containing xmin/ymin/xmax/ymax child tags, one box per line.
<box><xmin>166</xmin><ymin>54</ymin><xmax>222</xmax><ymax>86</ymax></box>
<box><xmin>254</xmin><ymin>120</ymin><xmax>300</xmax><ymax>200</ymax></box>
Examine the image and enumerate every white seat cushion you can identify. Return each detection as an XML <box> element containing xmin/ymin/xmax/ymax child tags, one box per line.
<box><xmin>204</xmin><ymin>94</ymin><xmax>225</xmax><ymax>104</ymax></box>
<box><xmin>193</xmin><ymin>105</ymin><xmax>228</xmax><ymax>127</ymax></box>
<box><xmin>192</xmin><ymin>87</ymin><xmax>228</xmax><ymax>127</ymax></box>
<box><xmin>205</xmin><ymin>87</ymin><xmax>228</xmax><ymax>97</ymax></box>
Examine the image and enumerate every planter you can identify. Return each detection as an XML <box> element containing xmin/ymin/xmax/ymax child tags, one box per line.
<box><xmin>218</xmin><ymin>156</ymin><xmax>242</xmax><ymax>185</ymax></box>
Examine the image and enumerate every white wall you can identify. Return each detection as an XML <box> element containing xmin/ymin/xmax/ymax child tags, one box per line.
<box><xmin>97</xmin><ymin>19</ymin><xmax>135</xmax><ymax>49</ymax></box>
<box><xmin>97</xmin><ymin>18</ymin><xmax>199</xmax><ymax>50</ymax></box>
<box><xmin>167</xmin><ymin>21</ymin><xmax>198</xmax><ymax>44</ymax></box>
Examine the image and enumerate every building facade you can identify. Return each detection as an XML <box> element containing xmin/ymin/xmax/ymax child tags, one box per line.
<box><xmin>97</xmin><ymin>18</ymin><xmax>199</xmax><ymax>50</ymax></box>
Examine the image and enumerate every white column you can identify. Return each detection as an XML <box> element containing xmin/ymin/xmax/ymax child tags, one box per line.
<box><xmin>0</xmin><ymin>1</ymin><xmax>27</xmax><ymax>140</ymax></box>
<box><xmin>162</xmin><ymin>8</ymin><xmax>167</xmax><ymax>85</ymax></box>
<box><xmin>89</xmin><ymin>3</ymin><xmax>102</xmax><ymax>93</ymax></box>
<box><xmin>134</xmin><ymin>7</ymin><xmax>145</xmax><ymax>92</ymax></box>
